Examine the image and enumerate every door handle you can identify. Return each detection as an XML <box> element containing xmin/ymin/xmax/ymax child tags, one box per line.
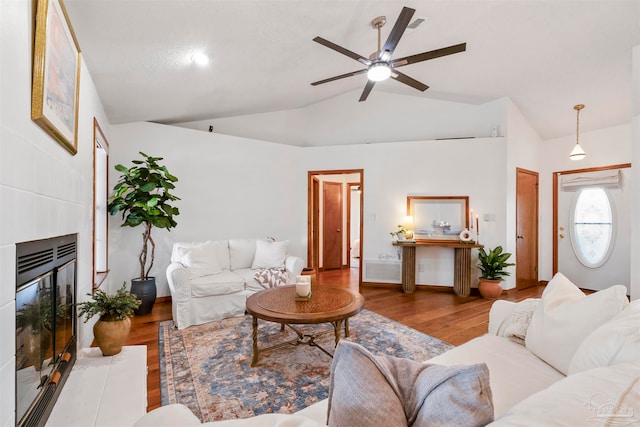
<box><xmin>336</xmin><ymin>229</ymin><xmax>341</xmax><ymax>232</ymax></box>
<box><xmin>517</xmin><ymin>235</ymin><xmax>524</xmax><ymax>239</ymax></box>
<box><xmin>559</xmin><ymin>234</ymin><xmax>565</xmax><ymax>239</ymax></box>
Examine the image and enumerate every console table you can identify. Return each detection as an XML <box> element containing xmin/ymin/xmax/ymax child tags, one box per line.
<box><xmin>392</xmin><ymin>241</ymin><xmax>483</xmax><ymax>296</ymax></box>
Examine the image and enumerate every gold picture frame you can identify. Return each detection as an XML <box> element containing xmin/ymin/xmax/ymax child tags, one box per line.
<box><xmin>407</xmin><ymin>196</ymin><xmax>469</xmax><ymax>242</ymax></box>
<box><xmin>31</xmin><ymin>0</ymin><xmax>81</xmax><ymax>155</ymax></box>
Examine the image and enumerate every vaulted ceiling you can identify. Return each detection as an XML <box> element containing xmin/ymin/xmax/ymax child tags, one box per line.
<box><xmin>64</xmin><ymin>0</ymin><xmax>639</xmax><ymax>145</ymax></box>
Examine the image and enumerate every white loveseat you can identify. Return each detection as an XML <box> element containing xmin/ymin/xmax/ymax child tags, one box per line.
<box><xmin>139</xmin><ymin>273</ymin><xmax>640</xmax><ymax>426</ymax></box>
<box><xmin>166</xmin><ymin>239</ymin><xmax>304</xmax><ymax>329</ymax></box>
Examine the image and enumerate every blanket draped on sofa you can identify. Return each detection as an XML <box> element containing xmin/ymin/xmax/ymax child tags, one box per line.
<box><xmin>254</xmin><ymin>268</ymin><xmax>289</xmax><ymax>288</ymax></box>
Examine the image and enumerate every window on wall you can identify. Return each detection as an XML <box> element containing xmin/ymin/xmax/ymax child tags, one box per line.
<box><xmin>93</xmin><ymin>118</ymin><xmax>109</xmax><ymax>290</ymax></box>
<box><xmin>570</xmin><ymin>187</ymin><xmax>614</xmax><ymax>268</ymax></box>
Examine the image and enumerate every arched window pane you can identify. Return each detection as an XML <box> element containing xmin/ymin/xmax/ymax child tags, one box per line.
<box><xmin>571</xmin><ymin>188</ymin><xmax>613</xmax><ymax>268</ymax></box>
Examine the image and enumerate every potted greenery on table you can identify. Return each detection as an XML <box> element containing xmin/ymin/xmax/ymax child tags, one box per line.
<box><xmin>107</xmin><ymin>152</ymin><xmax>180</xmax><ymax>315</ymax></box>
<box><xmin>477</xmin><ymin>246</ymin><xmax>515</xmax><ymax>299</ymax></box>
<box><xmin>77</xmin><ymin>284</ymin><xmax>141</xmax><ymax>356</ymax></box>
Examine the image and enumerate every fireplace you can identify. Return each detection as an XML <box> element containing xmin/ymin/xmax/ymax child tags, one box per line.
<box><xmin>15</xmin><ymin>234</ymin><xmax>77</xmax><ymax>427</ymax></box>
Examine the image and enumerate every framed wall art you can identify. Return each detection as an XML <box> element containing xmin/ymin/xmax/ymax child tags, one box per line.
<box><xmin>31</xmin><ymin>0</ymin><xmax>81</xmax><ymax>155</ymax></box>
<box><xmin>407</xmin><ymin>196</ymin><xmax>469</xmax><ymax>242</ymax></box>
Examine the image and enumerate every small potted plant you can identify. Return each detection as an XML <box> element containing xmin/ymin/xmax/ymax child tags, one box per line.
<box><xmin>77</xmin><ymin>284</ymin><xmax>141</xmax><ymax>356</ymax></box>
<box><xmin>477</xmin><ymin>246</ymin><xmax>515</xmax><ymax>298</ymax></box>
<box><xmin>389</xmin><ymin>225</ymin><xmax>407</xmax><ymax>242</ymax></box>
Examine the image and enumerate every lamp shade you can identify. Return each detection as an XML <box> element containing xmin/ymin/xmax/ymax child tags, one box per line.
<box><xmin>569</xmin><ymin>143</ymin><xmax>586</xmax><ymax>161</ymax></box>
<box><xmin>403</xmin><ymin>215</ymin><xmax>414</xmax><ymax>230</ymax></box>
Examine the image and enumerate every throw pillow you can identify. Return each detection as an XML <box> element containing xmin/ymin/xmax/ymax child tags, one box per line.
<box><xmin>568</xmin><ymin>299</ymin><xmax>639</xmax><ymax>375</ymax></box>
<box><xmin>229</xmin><ymin>239</ymin><xmax>258</xmax><ymax>270</ymax></box>
<box><xmin>251</xmin><ymin>240</ymin><xmax>288</xmax><ymax>270</ymax></box>
<box><xmin>525</xmin><ymin>273</ymin><xmax>629</xmax><ymax>375</ymax></box>
<box><xmin>133</xmin><ymin>404</ymin><xmax>200</xmax><ymax>427</ymax></box>
<box><xmin>177</xmin><ymin>241</ymin><xmax>221</xmax><ymax>278</ymax></box>
<box><xmin>501</xmin><ymin>298</ymin><xmax>539</xmax><ymax>345</ymax></box>
<box><xmin>327</xmin><ymin>341</ymin><xmax>494</xmax><ymax>427</ymax></box>
<box><xmin>491</xmin><ymin>362</ymin><xmax>640</xmax><ymax>426</ymax></box>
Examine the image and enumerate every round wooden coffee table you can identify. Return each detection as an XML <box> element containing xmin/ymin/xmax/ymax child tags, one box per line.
<box><xmin>245</xmin><ymin>285</ymin><xmax>365</xmax><ymax>366</ymax></box>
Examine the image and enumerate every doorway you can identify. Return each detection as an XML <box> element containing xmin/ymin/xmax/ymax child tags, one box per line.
<box><xmin>515</xmin><ymin>168</ymin><xmax>539</xmax><ymax>290</ymax></box>
<box><xmin>553</xmin><ymin>164</ymin><xmax>632</xmax><ymax>292</ymax></box>
<box><xmin>308</xmin><ymin>170</ymin><xmax>363</xmax><ymax>283</ymax></box>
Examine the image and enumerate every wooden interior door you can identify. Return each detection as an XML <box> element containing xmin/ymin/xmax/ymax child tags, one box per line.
<box><xmin>323</xmin><ymin>181</ymin><xmax>343</xmax><ymax>269</ymax></box>
<box><xmin>312</xmin><ymin>177</ymin><xmax>320</xmax><ymax>271</ymax></box>
<box><xmin>515</xmin><ymin>168</ymin><xmax>539</xmax><ymax>289</ymax></box>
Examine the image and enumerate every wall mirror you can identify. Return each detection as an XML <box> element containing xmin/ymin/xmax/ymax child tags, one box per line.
<box><xmin>407</xmin><ymin>196</ymin><xmax>469</xmax><ymax>242</ymax></box>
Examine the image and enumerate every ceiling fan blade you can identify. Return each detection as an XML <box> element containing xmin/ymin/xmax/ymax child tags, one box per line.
<box><xmin>379</xmin><ymin>6</ymin><xmax>415</xmax><ymax>60</ymax></box>
<box><xmin>391</xmin><ymin>43</ymin><xmax>467</xmax><ymax>68</ymax></box>
<box><xmin>390</xmin><ymin>70</ymin><xmax>429</xmax><ymax>92</ymax></box>
<box><xmin>359</xmin><ymin>80</ymin><xmax>376</xmax><ymax>102</ymax></box>
<box><xmin>313</xmin><ymin>37</ymin><xmax>371</xmax><ymax>65</ymax></box>
<box><xmin>311</xmin><ymin>69</ymin><xmax>368</xmax><ymax>86</ymax></box>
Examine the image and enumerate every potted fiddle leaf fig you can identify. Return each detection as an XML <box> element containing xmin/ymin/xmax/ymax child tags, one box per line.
<box><xmin>108</xmin><ymin>152</ymin><xmax>180</xmax><ymax>315</ymax></box>
<box><xmin>77</xmin><ymin>283</ymin><xmax>141</xmax><ymax>356</ymax></box>
<box><xmin>477</xmin><ymin>246</ymin><xmax>515</xmax><ymax>299</ymax></box>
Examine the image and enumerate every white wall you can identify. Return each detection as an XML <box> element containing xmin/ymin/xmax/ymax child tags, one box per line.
<box><xmin>109</xmin><ymin>121</ymin><xmax>511</xmax><ymax>291</ymax></box>
<box><xmin>302</xmin><ymin>137</ymin><xmax>509</xmax><ymax>288</ymax></box>
<box><xmin>108</xmin><ymin>122</ymin><xmax>306</xmax><ymax>298</ymax></box>
<box><xmin>0</xmin><ymin>2</ymin><xmax>110</xmax><ymax>426</ymax></box>
<box><xmin>631</xmin><ymin>45</ymin><xmax>639</xmax><ymax>300</ymax></box>
<box><xmin>176</xmin><ymin>91</ymin><xmax>507</xmax><ymax>147</ymax></box>
<box><xmin>538</xmin><ymin>124</ymin><xmax>633</xmax><ymax>282</ymax></box>
<box><xmin>504</xmin><ymin>98</ymin><xmax>543</xmax><ymax>285</ymax></box>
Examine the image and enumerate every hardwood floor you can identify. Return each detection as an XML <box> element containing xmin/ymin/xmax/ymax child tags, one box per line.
<box><xmin>127</xmin><ymin>268</ymin><xmax>545</xmax><ymax>411</ymax></box>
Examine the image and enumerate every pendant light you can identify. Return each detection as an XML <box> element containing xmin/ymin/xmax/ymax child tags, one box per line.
<box><xmin>569</xmin><ymin>104</ymin><xmax>586</xmax><ymax>161</ymax></box>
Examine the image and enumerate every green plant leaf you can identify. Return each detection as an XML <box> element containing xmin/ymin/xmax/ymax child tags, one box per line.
<box><xmin>139</xmin><ymin>182</ymin><xmax>156</xmax><ymax>192</ymax></box>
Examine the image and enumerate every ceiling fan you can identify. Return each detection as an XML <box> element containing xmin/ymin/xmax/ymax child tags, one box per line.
<box><xmin>311</xmin><ymin>6</ymin><xmax>466</xmax><ymax>102</ymax></box>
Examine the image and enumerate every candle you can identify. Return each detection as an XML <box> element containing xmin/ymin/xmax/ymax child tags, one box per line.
<box><xmin>296</xmin><ymin>281</ymin><xmax>311</xmax><ymax>298</ymax></box>
<box><xmin>295</xmin><ymin>275</ymin><xmax>311</xmax><ymax>298</ymax></box>
<box><xmin>475</xmin><ymin>215</ymin><xmax>479</xmax><ymax>234</ymax></box>
<box><xmin>296</xmin><ymin>275</ymin><xmax>310</xmax><ymax>284</ymax></box>
<box><xmin>470</xmin><ymin>209</ymin><xmax>474</xmax><ymax>229</ymax></box>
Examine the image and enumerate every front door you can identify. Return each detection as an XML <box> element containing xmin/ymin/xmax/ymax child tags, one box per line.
<box><xmin>323</xmin><ymin>182</ymin><xmax>343</xmax><ymax>269</ymax></box>
<box><xmin>516</xmin><ymin>168</ymin><xmax>539</xmax><ymax>289</ymax></box>
<box><xmin>555</xmin><ymin>165</ymin><xmax>631</xmax><ymax>291</ymax></box>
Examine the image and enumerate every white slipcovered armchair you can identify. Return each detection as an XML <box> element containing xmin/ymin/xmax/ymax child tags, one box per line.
<box><xmin>166</xmin><ymin>238</ymin><xmax>304</xmax><ymax>329</ymax></box>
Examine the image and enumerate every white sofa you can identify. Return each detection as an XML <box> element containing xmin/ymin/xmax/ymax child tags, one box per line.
<box><xmin>166</xmin><ymin>239</ymin><xmax>304</xmax><ymax>329</ymax></box>
<box><xmin>139</xmin><ymin>273</ymin><xmax>640</xmax><ymax>426</ymax></box>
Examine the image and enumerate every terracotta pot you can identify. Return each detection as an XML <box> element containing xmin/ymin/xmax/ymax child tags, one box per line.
<box><xmin>478</xmin><ymin>279</ymin><xmax>503</xmax><ymax>299</ymax></box>
<box><xmin>93</xmin><ymin>316</ymin><xmax>132</xmax><ymax>356</ymax></box>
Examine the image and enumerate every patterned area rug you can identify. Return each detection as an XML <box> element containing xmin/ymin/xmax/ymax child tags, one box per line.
<box><xmin>159</xmin><ymin>309</ymin><xmax>453</xmax><ymax>422</ymax></box>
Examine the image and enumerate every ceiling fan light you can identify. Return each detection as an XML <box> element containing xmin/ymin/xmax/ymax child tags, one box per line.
<box><xmin>367</xmin><ymin>62</ymin><xmax>391</xmax><ymax>82</ymax></box>
<box><xmin>569</xmin><ymin>143</ymin><xmax>586</xmax><ymax>160</ymax></box>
